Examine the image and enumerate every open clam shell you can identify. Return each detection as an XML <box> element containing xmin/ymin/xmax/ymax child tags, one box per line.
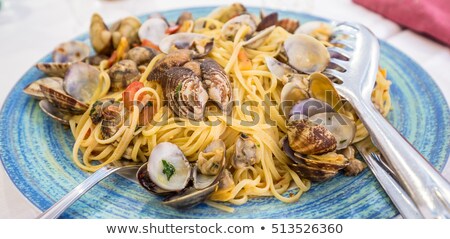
<box><xmin>284</xmin><ymin>34</ymin><xmax>330</xmax><ymax>74</ymax></box>
<box><xmin>159</xmin><ymin>33</ymin><xmax>214</xmax><ymax>58</ymax></box>
<box><xmin>221</xmin><ymin>14</ymin><xmax>257</xmax><ymax>41</ymax></box>
<box><xmin>90</xmin><ymin>13</ymin><xmax>113</xmax><ymax>55</ymax></box>
<box><xmin>309</xmin><ymin>112</ymin><xmax>356</xmax><ymax>150</ymax></box>
<box><xmin>162</xmin><ymin>67</ymin><xmax>209</xmax><ymax>121</ymax></box>
<box><xmin>308</xmin><ymin>72</ymin><xmax>343</xmax><ymax>111</ymax></box>
<box><xmin>23</xmin><ymin>77</ymin><xmax>64</xmax><ymax>100</ymax></box>
<box><xmin>64</xmin><ymin>62</ymin><xmax>100</xmax><ymax>103</ymax></box>
<box><xmin>147</xmin><ymin>50</ymin><xmax>192</xmax><ymax>82</ymax></box>
<box><xmin>200</xmin><ymin>58</ymin><xmax>232</xmax><ymax>114</ymax></box>
<box><xmin>243</xmin><ymin>25</ymin><xmax>276</xmax><ymax>49</ymax></box>
<box><xmin>36</xmin><ymin>62</ymin><xmax>71</xmax><ymax>78</ymax></box>
<box><xmin>39</xmin><ymin>100</ymin><xmax>71</xmax><ymax>125</ymax></box>
<box><xmin>110</xmin><ymin>16</ymin><xmax>141</xmax><ymax>49</ymax></box>
<box><xmin>289</xmin><ymin>98</ymin><xmax>333</xmax><ymax>118</ymax></box>
<box><xmin>39</xmin><ymin>83</ymin><xmax>88</xmax><ymax>115</ymax></box>
<box><xmin>138</xmin><ymin>17</ymin><xmax>169</xmax><ymax>46</ymax></box>
<box><xmin>280</xmin><ymin>79</ymin><xmax>309</xmax><ymax>118</ymax></box>
<box><xmin>53</xmin><ymin>41</ymin><xmax>90</xmax><ymax>63</ymax></box>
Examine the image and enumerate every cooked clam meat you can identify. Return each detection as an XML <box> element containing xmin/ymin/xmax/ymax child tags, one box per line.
<box><xmin>200</xmin><ymin>58</ymin><xmax>232</xmax><ymax>113</ymax></box>
<box><xmin>232</xmin><ymin>133</ymin><xmax>259</xmax><ymax>169</ymax></box>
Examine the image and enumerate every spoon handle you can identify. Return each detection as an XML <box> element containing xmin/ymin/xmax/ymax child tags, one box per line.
<box><xmin>351</xmin><ymin>98</ymin><xmax>450</xmax><ymax>218</ymax></box>
<box><xmin>37</xmin><ymin>165</ymin><xmax>137</xmax><ymax>219</ymax></box>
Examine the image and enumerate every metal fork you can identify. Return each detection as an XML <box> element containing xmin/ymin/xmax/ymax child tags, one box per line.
<box><xmin>324</xmin><ymin>22</ymin><xmax>450</xmax><ymax>218</ymax></box>
<box><xmin>355</xmin><ymin>137</ymin><xmax>423</xmax><ymax>218</ymax></box>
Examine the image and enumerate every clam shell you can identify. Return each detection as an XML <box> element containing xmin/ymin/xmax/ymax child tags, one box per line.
<box><xmin>232</xmin><ymin>133</ymin><xmax>259</xmax><ymax>169</ymax></box>
<box><xmin>108</xmin><ymin>60</ymin><xmax>140</xmax><ymax>91</ymax></box>
<box><xmin>110</xmin><ymin>16</ymin><xmax>141</xmax><ymax>49</ymax></box>
<box><xmin>308</xmin><ymin>72</ymin><xmax>343</xmax><ymax>111</ymax></box>
<box><xmin>286</xmin><ymin>118</ymin><xmax>337</xmax><ymax>155</ymax></box>
<box><xmin>200</xmin><ymin>58</ymin><xmax>232</xmax><ymax>113</ymax></box>
<box><xmin>162</xmin><ymin>183</ymin><xmax>218</xmax><ymax>209</ymax></box>
<box><xmin>147</xmin><ymin>142</ymin><xmax>192</xmax><ymax>191</ymax></box>
<box><xmin>39</xmin><ymin>100</ymin><xmax>71</xmax><ymax>125</ymax></box>
<box><xmin>163</xmin><ymin>67</ymin><xmax>208</xmax><ymax>121</ymax></box>
<box><xmin>64</xmin><ymin>62</ymin><xmax>100</xmax><ymax>103</ymax></box>
<box><xmin>289</xmin><ymin>98</ymin><xmax>334</xmax><ymax>118</ymax></box>
<box><xmin>309</xmin><ymin>112</ymin><xmax>356</xmax><ymax>150</ymax></box>
<box><xmin>90</xmin><ymin>13</ymin><xmax>113</xmax><ymax>55</ymax></box>
<box><xmin>221</xmin><ymin>14</ymin><xmax>257</xmax><ymax>41</ymax></box>
<box><xmin>148</xmin><ymin>50</ymin><xmax>192</xmax><ymax>82</ymax></box>
<box><xmin>23</xmin><ymin>77</ymin><xmax>64</xmax><ymax>100</ymax></box>
<box><xmin>159</xmin><ymin>33</ymin><xmax>214</xmax><ymax>58</ymax></box>
<box><xmin>277</xmin><ymin>18</ymin><xmax>300</xmax><ymax>33</ymax></box>
<box><xmin>53</xmin><ymin>41</ymin><xmax>90</xmax><ymax>63</ymax></box>
<box><xmin>284</xmin><ymin>34</ymin><xmax>330</xmax><ymax>74</ymax></box>
<box><xmin>256</xmin><ymin>12</ymin><xmax>278</xmax><ymax>31</ymax></box>
<box><xmin>138</xmin><ymin>17</ymin><xmax>168</xmax><ymax>46</ymax></box>
<box><xmin>36</xmin><ymin>62</ymin><xmax>71</xmax><ymax>77</ymax></box>
<box><xmin>136</xmin><ymin>162</ymin><xmax>175</xmax><ymax>195</ymax></box>
<box><xmin>208</xmin><ymin>3</ymin><xmax>246</xmax><ymax>22</ymax></box>
<box><xmin>280</xmin><ymin>79</ymin><xmax>309</xmax><ymax>118</ymax></box>
<box><xmin>39</xmin><ymin>83</ymin><xmax>88</xmax><ymax>115</ymax></box>
<box><xmin>124</xmin><ymin>46</ymin><xmax>158</xmax><ymax>66</ymax></box>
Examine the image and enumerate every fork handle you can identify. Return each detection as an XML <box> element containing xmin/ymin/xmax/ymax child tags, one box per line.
<box><xmin>37</xmin><ymin>165</ymin><xmax>135</xmax><ymax>219</ymax></box>
<box><xmin>351</xmin><ymin>98</ymin><xmax>450</xmax><ymax>218</ymax></box>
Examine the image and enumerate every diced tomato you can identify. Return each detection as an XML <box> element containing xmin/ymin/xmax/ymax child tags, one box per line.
<box><xmin>141</xmin><ymin>39</ymin><xmax>160</xmax><ymax>51</ymax></box>
<box><xmin>238</xmin><ymin>49</ymin><xmax>252</xmax><ymax>70</ymax></box>
<box><xmin>166</xmin><ymin>25</ymin><xmax>181</xmax><ymax>34</ymax></box>
<box><xmin>123</xmin><ymin>81</ymin><xmax>145</xmax><ymax>110</ymax></box>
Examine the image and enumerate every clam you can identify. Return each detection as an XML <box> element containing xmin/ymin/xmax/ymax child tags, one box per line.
<box><xmin>200</xmin><ymin>58</ymin><xmax>232</xmax><ymax>114</ymax></box>
<box><xmin>265</xmin><ymin>56</ymin><xmax>306</xmax><ymax>85</ymax></box>
<box><xmin>39</xmin><ymin>100</ymin><xmax>71</xmax><ymax>125</ymax></box>
<box><xmin>309</xmin><ymin>112</ymin><xmax>355</xmax><ymax>150</ymax></box>
<box><xmin>138</xmin><ymin>17</ymin><xmax>169</xmax><ymax>46</ymax></box>
<box><xmin>295</xmin><ymin>21</ymin><xmax>333</xmax><ymax>42</ymax></box>
<box><xmin>183</xmin><ymin>61</ymin><xmax>202</xmax><ymax>77</ymax></box>
<box><xmin>124</xmin><ymin>46</ymin><xmax>157</xmax><ymax>66</ymax></box>
<box><xmin>36</xmin><ymin>62</ymin><xmax>71</xmax><ymax>78</ymax></box>
<box><xmin>137</xmin><ymin>141</ymin><xmax>226</xmax><ymax>209</ymax></box>
<box><xmin>289</xmin><ymin>98</ymin><xmax>333</xmax><ymax>118</ymax></box>
<box><xmin>85</xmin><ymin>54</ymin><xmax>109</xmax><ymax>66</ymax></box>
<box><xmin>53</xmin><ymin>41</ymin><xmax>90</xmax><ymax>63</ymax></box>
<box><xmin>23</xmin><ymin>77</ymin><xmax>64</xmax><ymax>100</ymax></box>
<box><xmin>159</xmin><ymin>33</ymin><xmax>214</xmax><ymax>58</ymax></box>
<box><xmin>256</xmin><ymin>12</ymin><xmax>278</xmax><ymax>31</ymax></box>
<box><xmin>280</xmin><ymin>78</ymin><xmax>309</xmax><ymax>118</ymax></box>
<box><xmin>308</xmin><ymin>72</ymin><xmax>343</xmax><ymax>111</ymax></box>
<box><xmin>221</xmin><ymin>14</ymin><xmax>257</xmax><ymax>41</ymax></box>
<box><xmin>39</xmin><ymin>81</ymin><xmax>88</xmax><ymax>115</ymax></box>
<box><xmin>282</xmin><ymin>137</ymin><xmax>348</xmax><ymax>182</ymax></box>
<box><xmin>277</xmin><ymin>18</ymin><xmax>300</xmax><ymax>33</ymax></box>
<box><xmin>176</xmin><ymin>12</ymin><xmax>194</xmax><ymax>33</ymax></box>
<box><xmin>232</xmin><ymin>133</ymin><xmax>259</xmax><ymax>169</ymax></box>
<box><xmin>90</xmin><ymin>98</ymin><xmax>115</xmax><ymax>124</ymax></box>
<box><xmin>108</xmin><ymin>60</ymin><xmax>140</xmax><ymax>91</ymax></box>
<box><xmin>284</xmin><ymin>34</ymin><xmax>330</xmax><ymax>74</ymax></box>
<box><xmin>100</xmin><ymin>101</ymin><xmax>124</xmax><ymax>139</ymax></box>
<box><xmin>110</xmin><ymin>16</ymin><xmax>141</xmax><ymax>49</ymax></box>
<box><xmin>208</xmin><ymin>3</ymin><xmax>247</xmax><ymax>22</ymax></box>
<box><xmin>147</xmin><ymin>50</ymin><xmax>192</xmax><ymax>82</ymax></box>
<box><xmin>243</xmin><ymin>25</ymin><xmax>276</xmax><ymax>49</ymax></box>
<box><xmin>218</xmin><ymin>169</ymin><xmax>235</xmax><ymax>191</ymax></box>
<box><xmin>286</xmin><ymin>118</ymin><xmax>337</xmax><ymax>155</ymax></box>
<box><xmin>162</xmin><ymin>67</ymin><xmax>209</xmax><ymax>121</ymax></box>
<box><xmin>64</xmin><ymin>62</ymin><xmax>100</xmax><ymax>103</ymax></box>
<box><xmin>90</xmin><ymin>13</ymin><xmax>113</xmax><ymax>55</ymax></box>
<box><xmin>341</xmin><ymin>146</ymin><xmax>366</xmax><ymax>176</ymax></box>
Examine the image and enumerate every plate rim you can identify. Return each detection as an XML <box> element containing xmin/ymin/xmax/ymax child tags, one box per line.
<box><xmin>1</xmin><ymin>6</ymin><xmax>449</xmax><ymax>218</ymax></box>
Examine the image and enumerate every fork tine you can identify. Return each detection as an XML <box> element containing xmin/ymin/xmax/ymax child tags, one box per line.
<box><xmin>336</xmin><ymin>22</ymin><xmax>361</xmax><ymax>31</ymax></box>
<box><xmin>329</xmin><ymin>58</ymin><xmax>349</xmax><ymax>70</ymax></box>
<box><xmin>330</xmin><ymin>39</ymin><xmax>355</xmax><ymax>49</ymax></box>
<box><xmin>328</xmin><ymin>47</ymin><xmax>352</xmax><ymax>59</ymax></box>
<box><xmin>323</xmin><ymin>69</ymin><xmax>345</xmax><ymax>81</ymax></box>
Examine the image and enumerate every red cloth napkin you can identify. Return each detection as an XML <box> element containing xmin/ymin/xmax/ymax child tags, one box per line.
<box><xmin>353</xmin><ymin>0</ymin><xmax>450</xmax><ymax>46</ymax></box>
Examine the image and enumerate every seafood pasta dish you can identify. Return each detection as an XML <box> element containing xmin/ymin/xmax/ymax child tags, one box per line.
<box><xmin>23</xmin><ymin>3</ymin><xmax>391</xmax><ymax>211</ymax></box>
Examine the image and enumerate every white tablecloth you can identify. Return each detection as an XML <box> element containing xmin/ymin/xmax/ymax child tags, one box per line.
<box><xmin>0</xmin><ymin>0</ymin><xmax>449</xmax><ymax>218</ymax></box>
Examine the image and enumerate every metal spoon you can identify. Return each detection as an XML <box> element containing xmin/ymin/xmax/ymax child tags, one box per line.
<box><xmin>37</xmin><ymin>164</ymin><xmax>140</xmax><ymax>219</ymax></box>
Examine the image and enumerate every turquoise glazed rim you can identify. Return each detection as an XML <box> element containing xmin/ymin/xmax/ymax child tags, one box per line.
<box><xmin>0</xmin><ymin>7</ymin><xmax>449</xmax><ymax>218</ymax></box>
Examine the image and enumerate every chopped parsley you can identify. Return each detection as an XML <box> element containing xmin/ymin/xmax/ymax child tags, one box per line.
<box><xmin>339</xmin><ymin>139</ymin><xmax>347</xmax><ymax>144</ymax></box>
<box><xmin>162</xmin><ymin>160</ymin><xmax>176</xmax><ymax>181</ymax></box>
<box><xmin>175</xmin><ymin>83</ymin><xmax>182</xmax><ymax>97</ymax></box>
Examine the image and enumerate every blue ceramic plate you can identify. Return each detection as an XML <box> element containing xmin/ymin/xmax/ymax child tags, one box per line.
<box><xmin>1</xmin><ymin>7</ymin><xmax>449</xmax><ymax>218</ymax></box>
